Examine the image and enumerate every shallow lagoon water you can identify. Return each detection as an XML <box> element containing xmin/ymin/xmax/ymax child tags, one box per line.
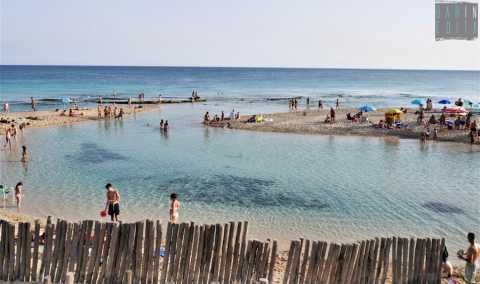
<box><xmin>1</xmin><ymin>101</ymin><xmax>479</xmax><ymax>251</ymax></box>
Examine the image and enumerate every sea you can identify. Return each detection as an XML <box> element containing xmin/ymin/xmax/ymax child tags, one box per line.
<box><xmin>0</xmin><ymin>65</ymin><xmax>479</xmax><ymax>252</ymax></box>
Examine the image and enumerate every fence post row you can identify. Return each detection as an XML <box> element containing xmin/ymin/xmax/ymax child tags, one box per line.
<box><xmin>282</xmin><ymin>236</ymin><xmax>445</xmax><ymax>284</ymax></box>
<box><xmin>0</xmin><ymin>218</ymin><xmax>279</xmax><ymax>283</ymax></box>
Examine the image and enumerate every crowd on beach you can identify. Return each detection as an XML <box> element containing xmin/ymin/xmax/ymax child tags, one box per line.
<box><xmin>203</xmin><ymin>109</ymin><xmax>240</xmax><ymax>127</ymax></box>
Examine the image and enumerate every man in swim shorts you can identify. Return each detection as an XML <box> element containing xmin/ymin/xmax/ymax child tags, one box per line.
<box><xmin>104</xmin><ymin>183</ymin><xmax>121</xmax><ymax>222</ymax></box>
<box><xmin>458</xmin><ymin>232</ymin><xmax>480</xmax><ymax>283</ymax></box>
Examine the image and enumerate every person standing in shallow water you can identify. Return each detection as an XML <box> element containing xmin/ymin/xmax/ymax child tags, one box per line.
<box><xmin>21</xmin><ymin>145</ymin><xmax>29</xmax><ymax>163</ymax></box>
<box><xmin>15</xmin><ymin>182</ymin><xmax>23</xmax><ymax>209</ymax></box>
<box><xmin>104</xmin><ymin>183</ymin><xmax>120</xmax><ymax>222</ymax></box>
<box><xmin>458</xmin><ymin>232</ymin><xmax>480</xmax><ymax>283</ymax></box>
<box><xmin>169</xmin><ymin>193</ymin><xmax>180</xmax><ymax>223</ymax></box>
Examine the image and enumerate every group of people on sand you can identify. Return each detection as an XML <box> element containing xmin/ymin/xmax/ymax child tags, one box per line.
<box><xmin>103</xmin><ymin>183</ymin><xmax>180</xmax><ymax>223</ymax></box>
<box><xmin>416</xmin><ymin>102</ymin><xmax>479</xmax><ymax>144</ymax></box>
<box><xmin>288</xmin><ymin>99</ymin><xmax>299</xmax><ymax>110</ymax></box>
<box><xmin>203</xmin><ymin>109</ymin><xmax>239</xmax><ymax>124</ymax></box>
<box><xmin>97</xmin><ymin>104</ymin><xmax>124</xmax><ymax>119</ymax></box>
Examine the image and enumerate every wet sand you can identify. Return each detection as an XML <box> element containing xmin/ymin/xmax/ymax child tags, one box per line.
<box><xmin>207</xmin><ymin>107</ymin><xmax>480</xmax><ymax>145</ymax></box>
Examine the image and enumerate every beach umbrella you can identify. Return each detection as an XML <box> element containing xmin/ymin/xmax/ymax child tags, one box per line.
<box><xmin>411</xmin><ymin>99</ymin><xmax>424</xmax><ymax>105</ymax></box>
<box><xmin>61</xmin><ymin>97</ymin><xmax>71</xmax><ymax>104</ymax></box>
<box><xmin>438</xmin><ymin>99</ymin><xmax>451</xmax><ymax>104</ymax></box>
<box><xmin>385</xmin><ymin>108</ymin><xmax>402</xmax><ymax>115</ymax></box>
<box><xmin>359</xmin><ymin>105</ymin><xmax>376</xmax><ymax>112</ymax></box>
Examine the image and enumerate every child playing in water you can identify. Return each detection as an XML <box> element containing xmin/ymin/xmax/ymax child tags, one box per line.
<box><xmin>169</xmin><ymin>193</ymin><xmax>180</xmax><ymax>223</ymax></box>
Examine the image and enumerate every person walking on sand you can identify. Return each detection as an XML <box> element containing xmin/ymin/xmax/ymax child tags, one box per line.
<box><xmin>3</xmin><ymin>102</ymin><xmax>9</xmax><ymax>113</ymax></box>
<box><xmin>104</xmin><ymin>183</ymin><xmax>120</xmax><ymax>222</ymax></box>
<box><xmin>336</xmin><ymin>98</ymin><xmax>340</xmax><ymax>109</ymax></box>
<box><xmin>31</xmin><ymin>97</ymin><xmax>36</xmax><ymax>112</ymax></box>
<box><xmin>318</xmin><ymin>100</ymin><xmax>323</xmax><ymax>110</ymax></box>
<box><xmin>458</xmin><ymin>232</ymin><xmax>480</xmax><ymax>283</ymax></box>
<box><xmin>21</xmin><ymin>145</ymin><xmax>29</xmax><ymax>163</ymax></box>
<box><xmin>15</xmin><ymin>182</ymin><xmax>23</xmax><ymax>209</ymax></box>
<box><xmin>169</xmin><ymin>193</ymin><xmax>180</xmax><ymax>223</ymax></box>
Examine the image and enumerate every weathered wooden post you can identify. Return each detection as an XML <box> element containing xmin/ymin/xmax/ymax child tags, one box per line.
<box><xmin>65</xmin><ymin>272</ymin><xmax>74</xmax><ymax>284</ymax></box>
<box><xmin>126</xmin><ymin>270</ymin><xmax>133</xmax><ymax>284</ymax></box>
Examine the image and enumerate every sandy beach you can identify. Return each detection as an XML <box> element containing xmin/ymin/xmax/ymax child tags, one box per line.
<box><xmin>207</xmin><ymin>107</ymin><xmax>480</xmax><ymax>145</ymax></box>
<box><xmin>0</xmin><ymin>104</ymin><xmax>160</xmax><ymax>135</ymax></box>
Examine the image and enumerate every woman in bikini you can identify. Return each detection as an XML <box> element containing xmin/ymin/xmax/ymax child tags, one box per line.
<box><xmin>169</xmin><ymin>193</ymin><xmax>180</xmax><ymax>223</ymax></box>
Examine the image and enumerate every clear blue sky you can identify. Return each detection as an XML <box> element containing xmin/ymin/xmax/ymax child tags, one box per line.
<box><xmin>1</xmin><ymin>0</ymin><xmax>479</xmax><ymax>70</ymax></box>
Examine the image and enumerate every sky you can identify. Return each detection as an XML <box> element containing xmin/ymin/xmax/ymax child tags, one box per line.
<box><xmin>1</xmin><ymin>0</ymin><xmax>479</xmax><ymax>70</ymax></box>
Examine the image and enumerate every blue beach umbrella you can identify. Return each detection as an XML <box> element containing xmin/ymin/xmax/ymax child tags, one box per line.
<box><xmin>359</xmin><ymin>105</ymin><xmax>376</xmax><ymax>112</ymax></box>
<box><xmin>61</xmin><ymin>97</ymin><xmax>71</xmax><ymax>104</ymax></box>
<box><xmin>438</xmin><ymin>99</ymin><xmax>451</xmax><ymax>105</ymax></box>
<box><xmin>411</xmin><ymin>99</ymin><xmax>424</xmax><ymax>105</ymax></box>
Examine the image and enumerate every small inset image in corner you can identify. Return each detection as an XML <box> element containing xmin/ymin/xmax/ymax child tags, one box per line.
<box><xmin>435</xmin><ymin>1</ymin><xmax>478</xmax><ymax>40</ymax></box>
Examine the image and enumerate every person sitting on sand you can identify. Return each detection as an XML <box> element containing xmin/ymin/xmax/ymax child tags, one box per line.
<box><xmin>346</xmin><ymin>113</ymin><xmax>356</xmax><ymax>122</ymax></box>
<box><xmin>376</xmin><ymin>120</ymin><xmax>385</xmax><ymax>128</ymax></box>
<box><xmin>457</xmin><ymin>232</ymin><xmax>480</xmax><ymax>284</ymax></box>
<box><xmin>169</xmin><ymin>193</ymin><xmax>180</xmax><ymax>223</ymax></box>
<box><xmin>104</xmin><ymin>183</ymin><xmax>120</xmax><ymax>222</ymax></box>
<box><xmin>442</xmin><ymin>246</ymin><xmax>455</xmax><ymax>281</ymax></box>
<box><xmin>246</xmin><ymin>115</ymin><xmax>256</xmax><ymax>123</ymax></box>
<box><xmin>15</xmin><ymin>182</ymin><xmax>23</xmax><ymax>208</ymax></box>
<box><xmin>324</xmin><ymin>114</ymin><xmax>331</xmax><ymax>123</ymax></box>
<box><xmin>400</xmin><ymin>107</ymin><xmax>408</xmax><ymax>114</ymax></box>
<box><xmin>21</xmin><ymin>145</ymin><xmax>29</xmax><ymax>163</ymax></box>
<box><xmin>429</xmin><ymin>115</ymin><xmax>437</xmax><ymax>125</ymax></box>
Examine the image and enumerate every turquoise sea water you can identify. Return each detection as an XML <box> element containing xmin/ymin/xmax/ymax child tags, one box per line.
<box><xmin>1</xmin><ymin>66</ymin><xmax>479</xmax><ymax>251</ymax></box>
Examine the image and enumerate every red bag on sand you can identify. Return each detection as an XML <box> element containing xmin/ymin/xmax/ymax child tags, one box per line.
<box><xmin>100</xmin><ymin>210</ymin><xmax>107</xmax><ymax>217</ymax></box>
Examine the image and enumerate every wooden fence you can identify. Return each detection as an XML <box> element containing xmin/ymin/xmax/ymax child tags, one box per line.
<box><xmin>282</xmin><ymin>237</ymin><xmax>445</xmax><ymax>284</ymax></box>
<box><xmin>0</xmin><ymin>219</ymin><xmax>276</xmax><ymax>284</ymax></box>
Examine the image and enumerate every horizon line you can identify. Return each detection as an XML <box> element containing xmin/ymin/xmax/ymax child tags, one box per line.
<box><xmin>1</xmin><ymin>64</ymin><xmax>479</xmax><ymax>72</ymax></box>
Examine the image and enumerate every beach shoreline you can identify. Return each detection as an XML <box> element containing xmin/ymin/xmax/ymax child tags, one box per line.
<box><xmin>206</xmin><ymin>107</ymin><xmax>480</xmax><ymax>146</ymax></box>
